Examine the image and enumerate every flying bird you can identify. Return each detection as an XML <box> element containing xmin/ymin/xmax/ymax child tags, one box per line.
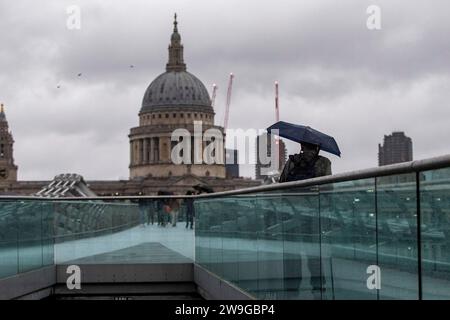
<box><xmin>129</xmin><ymin>65</ymin><xmax>135</xmax><ymax>68</ymax></box>
<box><xmin>77</xmin><ymin>73</ymin><xmax>82</xmax><ymax>77</ymax></box>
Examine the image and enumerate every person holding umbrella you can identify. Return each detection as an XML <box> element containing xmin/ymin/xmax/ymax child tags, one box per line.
<box><xmin>279</xmin><ymin>142</ymin><xmax>331</xmax><ymax>182</ymax></box>
<box><xmin>267</xmin><ymin>121</ymin><xmax>341</xmax><ymax>297</ymax></box>
<box><xmin>266</xmin><ymin>121</ymin><xmax>340</xmax><ymax>183</ymax></box>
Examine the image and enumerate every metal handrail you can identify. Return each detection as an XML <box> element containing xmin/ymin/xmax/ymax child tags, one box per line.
<box><xmin>0</xmin><ymin>154</ymin><xmax>448</xmax><ymax>201</ymax></box>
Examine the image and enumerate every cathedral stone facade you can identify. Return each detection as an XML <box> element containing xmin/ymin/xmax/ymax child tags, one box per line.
<box><xmin>129</xmin><ymin>15</ymin><xmax>226</xmax><ymax>179</ymax></box>
<box><xmin>0</xmin><ymin>104</ymin><xmax>18</xmax><ymax>189</ymax></box>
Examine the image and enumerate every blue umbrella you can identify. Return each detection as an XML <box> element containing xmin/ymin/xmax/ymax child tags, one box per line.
<box><xmin>267</xmin><ymin>121</ymin><xmax>341</xmax><ymax>157</ymax></box>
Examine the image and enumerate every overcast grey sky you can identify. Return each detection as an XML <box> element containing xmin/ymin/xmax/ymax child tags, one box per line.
<box><xmin>1</xmin><ymin>0</ymin><xmax>449</xmax><ymax>180</ymax></box>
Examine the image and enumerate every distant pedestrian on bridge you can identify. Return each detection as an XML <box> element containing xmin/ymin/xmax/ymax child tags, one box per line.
<box><xmin>169</xmin><ymin>198</ymin><xmax>180</xmax><ymax>227</ymax></box>
<box><xmin>156</xmin><ymin>190</ymin><xmax>173</xmax><ymax>227</ymax></box>
<box><xmin>138</xmin><ymin>199</ymin><xmax>149</xmax><ymax>227</ymax></box>
<box><xmin>185</xmin><ymin>190</ymin><xmax>195</xmax><ymax>229</ymax></box>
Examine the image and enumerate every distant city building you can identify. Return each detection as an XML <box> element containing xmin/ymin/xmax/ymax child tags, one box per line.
<box><xmin>225</xmin><ymin>149</ymin><xmax>239</xmax><ymax>178</ymax></box>
<box><xmin>0</xmin><ymin>104</ymin><xmax>18</xmax><ymax>189</ymax></box>
<box><xmin>378</xmin><ymin>132</ymin><xmax>413</xmax><ymax>166</ymax></box>
<box><xmin>255</xmin><ymin>133</ymin><xmax>287</xmax><ymax>180</ymax></box>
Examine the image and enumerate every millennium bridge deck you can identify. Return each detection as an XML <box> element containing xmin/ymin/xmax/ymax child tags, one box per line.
<box><xmin>1</xmin><ymin>155</ymin><xmax>450</xmax><ymax>300</ymax></box>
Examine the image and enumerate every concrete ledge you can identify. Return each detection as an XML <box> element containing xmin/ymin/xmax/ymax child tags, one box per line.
<box><xmin>0</xmin><ymin>265</ymin><xmax>56</xmax><ymax>300</ymax></box>
<box><xmin>17</xmin><ymin>287</ymin><xmax>54</xmax><ymax>300</ymax></box>
<box><xmin>194</xmin><ymin>264</ymin><xmax>255</xmax><ymax>300</ymax></box>
<box><xmin>0</xmin><ymin>263</ymin><xmax>195</xmax><ymax>299</ymax></box>
<box><xmin>53</xmin><ymin>282</ymin><xmax>197</xmax><ymax>296</ymax></box>
<box><xmin>1</xmin><ymin>261</ymin><xmax>256</xmax><ymax>300</ymax></box>
<box><xmin>1</xmin><ymin>263</ymin><xmax>254</xmax><ymax>300</ymax></box>
<box><xmin>56</xmin><ymin>263</ymin><xmax>194</xmax><ymax>284</ymax></box>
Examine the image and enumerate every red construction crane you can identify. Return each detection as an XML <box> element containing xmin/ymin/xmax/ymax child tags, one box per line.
<box><xmin>211</xmin><ymin>83</ymin><xmax>218</xmax><ymax>108</ymax></box>
<box><xmin>223</xmin><ymin>73</ymin><xmax>234</xmax><ymax>131</ymax></box>
<box><xmin>274</xmin><ymin>81</ymin><xmax>281</xmax><ymax>149</ymax></box>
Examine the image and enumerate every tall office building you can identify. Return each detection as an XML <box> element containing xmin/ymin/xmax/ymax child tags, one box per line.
<box><xmin>255</xmin><ymin>133</ymin><xmax>287</xmax><ymax>180</ymax></box>
<box><xmin>225</xmin><ymin>149</ymin><xmax>239</xmax><ymax>178</ymax></box>
<box><xmin>378</xmin><ymin>132</ymin><xmax>413</xmax><ymax>166</ymax></box>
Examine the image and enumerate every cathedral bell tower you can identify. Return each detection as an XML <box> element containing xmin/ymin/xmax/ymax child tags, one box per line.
<box><xmin>0</xmin><ymin>104</ymin><xmax>18</xmax><ymax>185</ymax></box>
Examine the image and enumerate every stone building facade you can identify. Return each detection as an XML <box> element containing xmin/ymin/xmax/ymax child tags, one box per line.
<box><xmin>255</xmin><ymin>133</ymin><xmax>287</xmax><ymax>180</ymax></box>
<box><xmin>129</xmin><ymin>15</ymin><xmax>226</xmax><ymax>180</ymax></box>
<box><xmin>0</xmin><ymin>104</ymin><xmax>18</xmax><ymax>190</ymax></box>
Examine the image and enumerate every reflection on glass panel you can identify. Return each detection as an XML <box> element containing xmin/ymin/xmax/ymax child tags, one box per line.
<box><xmin>54</xmin><ymin>201</ymin><xmax>113</xmax><ymax>263</ymax></box>
<box><xmin>235</xmin><ymin>197</ymin><xmax>258</xmax><ymax>295</ymax></box>
<box><xmin>41</xmin><ymin>202</ymin><xmax>55</xmax><ymax>267</ymax></box>
<box><xmin>195</xmin><ymin>199</ymin><xmax>223</xmax><ymax>276</ymax></box>
<box><xmin>18</xmin><ymin>201</ymin><xmax>43</xmax><ymax>273</ymax></box>
<box><xmin>320</xmin><ymin>179</ymin><xmax>377</xmax><ymax>300</ymax></box>
<box><xmin>420</xmin><ymin>168</ymin><xmax>450</xmax><ymax>299</ymax></box>
<box><xmin>278</xmin><ymin>187</ymin><xmax>321</xmax><ymax>300</ymax></box>
<box><xmin>212</xmin><ymin>196</ymin><xmax>259</xmax><ymax>294</ymax></box>
<box><xmin>255</xmin><ymin>194</ymin><xmax>284</xmax><ymax>299</ymax></box>
<box><xmin>377</xmin><ymin>174</ymin><xmax>418</xmax><ymax>300</ymax></box>
<box><xmin>53</xmin><ymin>199</ymin><xmax>193</xmax><ymax>264</ymax></box>
<box><xmin>190</xmin><ymin>166</ymin><xmax>450</xmax><ymax>300</ymax></box>
<box><xmin>208</xmin><ymin>200</ymin><xmax>224</xmax><ymax>277</ymax></box>
<box><xmin>0</xmin><ymin>197</ymin><xmax>200</xmax><ymax>279</ymax></box>
<box><xmin>0</xmin><ymin>201</ymin><xmax>18</xmax><ymax>278</ymax></box>
<box><xmin>221</xmin><ymin>198</ymin><xmax>239</xmax><ymax>285</ymax></box>
<box><xmin>194</xmin><ymin>199</ymin><xmax>209</xmax><ymax>269</ymax></box>
<box><xmin>51</xmin><ymin>197</ymin><xmax>191</xmax><ymax>265</ymax></box>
